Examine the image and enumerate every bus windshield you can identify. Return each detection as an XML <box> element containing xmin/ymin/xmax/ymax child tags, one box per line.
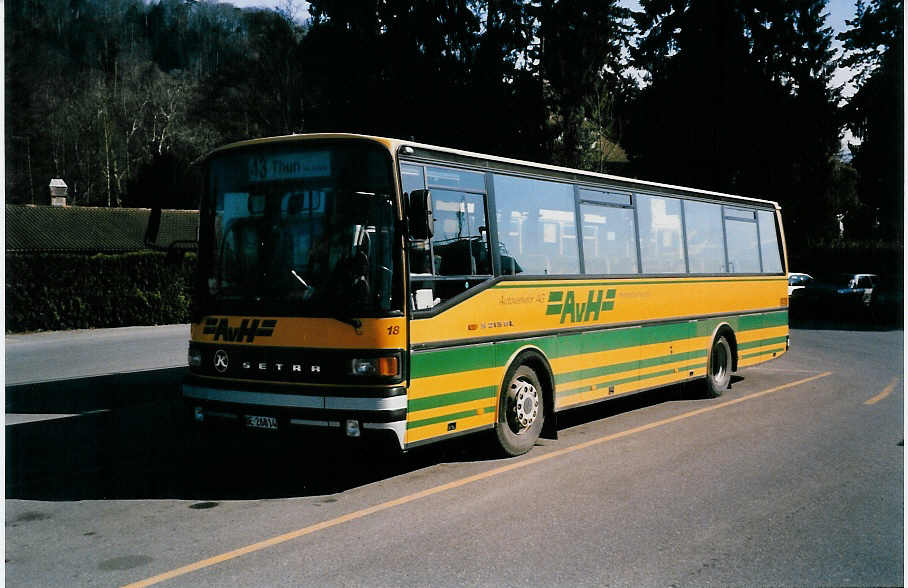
<box><xmin>204</xmin><ymin>142</ymin><xmax>400</xmax><ymax>316</ymax></box>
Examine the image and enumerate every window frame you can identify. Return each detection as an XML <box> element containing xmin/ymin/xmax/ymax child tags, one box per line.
<box><xmin>400</xmin><ymin>155</ymin><xmax>785</xmax><ymax>291</ymax></box>
<box><xmin>402</xmin><ymin>162</ymin><xmax>497</xmax><ymax>314</ymax></box>
<box><xmin>491</xmin><ymin>171</ymin><xmax>582</xmax><ymax>277</ymax></box>
<box><xmin>577</xmin><ymin>186</ymin><xmax>640</xmax><ymax>276</ymax></box>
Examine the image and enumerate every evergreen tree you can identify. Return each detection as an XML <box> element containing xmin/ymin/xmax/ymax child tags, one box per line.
<box><xmin>536</xmin><ymin>0</ymin><xmax>632</xmax><ymax>169</ymax></box>
<box><xmin>838</xmin><ymin>0</ymin><xmax>904</xmax><ymax>243</ymax></box>
<box><xmin>626</xmin><ymin>0</ymin><xmax>842</xmax><ymax>247</ymax></box>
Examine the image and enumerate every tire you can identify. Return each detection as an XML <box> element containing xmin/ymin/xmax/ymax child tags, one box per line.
<box><xmin>494</xmin><ymin>364</ymin><xmax>545</xmax><ymax>456</ymax></box>
<box><xmin>705</xmin><ymin>335</ymin><xmax>733</xmax><ymax>398</ymax></box>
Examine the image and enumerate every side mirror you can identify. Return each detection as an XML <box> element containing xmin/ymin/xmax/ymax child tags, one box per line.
<box><xmin>408</xmin><ymin>189</ymin><xmax>434</xmax><ymax>240</ymax></box>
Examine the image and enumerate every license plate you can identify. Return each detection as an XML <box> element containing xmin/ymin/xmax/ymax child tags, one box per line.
<box><xmin>245</xmin><ymin>415</ymin><xmax>278</xmax><ymax>430</ymax></box>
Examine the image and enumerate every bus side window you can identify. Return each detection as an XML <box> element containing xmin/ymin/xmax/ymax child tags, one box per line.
<box><xmin>757</xmin><ymin>210</ymin><xmax>783</xmax><ymax>273</ymax></box>
<box><xmin>683</xmin><ymin>200</ymin><xmax>726</xmax><ymax>274</ymax></box>
<box><xmin>580</xmin><ymin>197</ymin><xmax>638</xmax><ymax>275</ymax></box>
<box><xmin>724</xmin><ymin>207</ymin><xmax>761</xmax><ymax>273</ymax></box>
<box><xmin>431</xmin><ymin>191</ymin><xmax>490</xmax><ymax>276</ymax></box>
<box><xmin>492</xmin><ymin>174</ymin><xmax>580</xmax><ymax>276</ymax></box>
<box><xmin>407</xmin><ymin>165</ymin><xmax>493</xmax><ymax>311</ymax></box>
<box><xmin>402</xmin><ymin>163</ymin><xmax>431</xmax><ymax>275</ymax></box>
<box><xmin>637</xmin><ymin>194</ymin><xmax>685</xmax><ymax>274</ymax></box>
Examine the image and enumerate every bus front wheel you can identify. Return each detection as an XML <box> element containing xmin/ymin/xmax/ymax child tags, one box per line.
<box><xmin>706</xmin><ymin>335</ymin><xmax>733</xmax><ymax>397</ymax></box>
<box><xmin>495</xmin><ymin>364</ymin><xmax>544</xmax><ymax>456</ymax></box>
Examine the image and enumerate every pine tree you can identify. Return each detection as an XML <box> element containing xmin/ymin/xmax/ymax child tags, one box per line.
<box><xmin>626</xmin><ymin>0</ymin><xmax>842</xmax><ymax>247</ymax></box>
<box><xmin>838</xmin><ymin>0</ymin><xmax>904</xmax><ymax>243</ymax></box>
<box><xmin>536</xmin><ymin>0</ymin><xmax>632</xmax><ymax>169</ymax></box>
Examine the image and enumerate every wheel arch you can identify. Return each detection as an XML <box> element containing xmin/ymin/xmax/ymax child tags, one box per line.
<box><xmin>498</xmin><ymin>345</ymin><xmax>557</xmax><ymax>440</ymax></box>
<box><xmin>708</xmin><ymin>322</ymin><xmax>739</xmax><ymax>372</ymax></box>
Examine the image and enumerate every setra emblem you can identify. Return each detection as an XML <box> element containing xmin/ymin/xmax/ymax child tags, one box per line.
<box><xmin>214</xmin><ymin>349</ymin><xmax>230</xmax><ymax>373</ymax></box>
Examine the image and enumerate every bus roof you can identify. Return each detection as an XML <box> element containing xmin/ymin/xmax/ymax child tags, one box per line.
<box><xmin>202</xmin><ymin>132</ymin><xmax>782</xmax><ymax>210</ymax></box>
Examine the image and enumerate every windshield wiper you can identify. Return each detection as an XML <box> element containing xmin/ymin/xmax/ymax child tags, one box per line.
<box><xmin>290</xmin><ymin>269</ymin><xmax>310</xmax><ymax>289</ymax></box>
<box><xmin>291</xmin><ymin>268</ymin><xmax>362</xmax><ymax>331</ymax></box>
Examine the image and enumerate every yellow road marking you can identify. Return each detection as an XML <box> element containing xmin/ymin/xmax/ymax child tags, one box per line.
<box><xmin>123</xmin><ymin>371</ymin><xmax>831</xmax><ymax>588</ymax></box>
<box><xmin>865</xmin><ymin>377</ymin><xmax>899</xmax><ymax>405</ymax></box>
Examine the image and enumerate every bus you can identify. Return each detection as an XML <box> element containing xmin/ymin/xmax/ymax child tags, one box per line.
<box><xmin>183</xmin><ymin>133</ymin><xmax>789</xmax><ymax>456</ymax></box>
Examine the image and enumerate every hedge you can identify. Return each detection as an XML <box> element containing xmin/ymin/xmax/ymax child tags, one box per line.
<box><xmin>6</xmin><ymin>251</ymin><xmax>196</xmax><ymax>333</ymax></box>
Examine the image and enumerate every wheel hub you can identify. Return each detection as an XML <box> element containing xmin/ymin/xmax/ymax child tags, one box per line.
<box><xmin>712</xmin><ymin>344</ymin><xmax>727</xmax><ymax>379</ymax></box>
<box><xmin>511</xmin><ymin>379</ymin><xmax>539</xmax><ymax>430</ymax></box>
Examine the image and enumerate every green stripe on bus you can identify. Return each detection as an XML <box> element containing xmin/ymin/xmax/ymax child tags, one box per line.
<box><xmin>693</xmin><ymin>310</ymin><xmax>788</xmax><ymax>337</ymax></box>
<box><xmin>555</xmin><ymin>349</ymin><xmax>707</xmax><ymax>387</ymax></box>
<box><xmin>411</xmin><ymin>313</ymin><xmax>787</xmax><ymax>380</ymax></box>
<box><xmin>556</xmin><ymin>369</ymin><xmax>678</xmax><ymax>400</ymax></box>
<box><xmin>738</xmin><ymin>336</ymin><xmax>788</xmax><ymax>351</ymax></box>
<box><xmin>640</xmin><ymin>321</ymin><xmax>691</xmax><ymax>345</ymax></box>
<box><xmin>741</xmin><ymin>347</ymin><xmax>786</xmax><ymax>360</ymax></box>
<box><xmin>553</xmin><ymin>326</ymin><xmax>639</xmax><ymax>357</ymax></box>
<box><xmin>559</xmin><ymin>372</ymin><xmax>643</xmax><ymax>399</ymax></box>
<box><xmin>738</xmin><ymin>314</ymin><xmax>766</xmax><ymax>331</ymax></box>
<box><xmin>678</xmin><ymin>362</ymin><xmax>706</xmax><ymax>373</ymax></box>
<box><xmin>407</xmin><ymin>406</ymin><xmax>496</xmax><ymax>430</ymax></box>
<box><xmin>555</xmin><ymin>358</ymin><xmax>639</xmax><ymax>387</ymax></box>
<box><xmin>558</xmin><ymin>362</ymin><xmax>707</xmax><ymax>402</ymax></box>
<box><xmin>762</xmin><ymin>311</ymin><xmax>789</xmax><ymax>328</ymax></box>
<box><xmin>408</xmin><ymin>386</ymin><xmax>496</xmax><ymax>412</ymax></box>
<box><xmin>410</xmin><ymin>344</ymin><xmax>495</xmax><ymax>379</ymax></box>
<box><xmin>694</xmin><ymin>316</ymin><xmax>738</xmax><ymax>336</ymax></box>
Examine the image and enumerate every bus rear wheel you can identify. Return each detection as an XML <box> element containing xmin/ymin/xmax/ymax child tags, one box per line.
<box><xmin>705</xmin><ymin>335</ymin><xmax>733</xmax><ymax>397</ymax></box>
<box><xmin>494</xmin><ymin>364</ymin><xmax>544</xmax><ymax>456</ymax></box>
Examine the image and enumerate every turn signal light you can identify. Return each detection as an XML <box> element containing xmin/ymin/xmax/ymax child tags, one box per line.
<box><xmin>350</xmin><ymin>355</ymin><xmax>400</xmax><ymax>377</ymax></box>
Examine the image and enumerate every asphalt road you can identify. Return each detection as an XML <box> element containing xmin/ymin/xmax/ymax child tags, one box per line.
<box><xmin>5</xmin><ymin>325</ymin><xmax>903</xmax><ymax>587</ymax></box>
<box><xmin>5</xmin><ymin>324</ymin><xmax>189</xmax><ymax>386</ymax></box>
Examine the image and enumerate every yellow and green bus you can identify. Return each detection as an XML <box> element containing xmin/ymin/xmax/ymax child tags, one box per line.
<box><xmin>184</xmin><ymin>133</ymin><xmax>789</xmax><ymax>455</ymax></box>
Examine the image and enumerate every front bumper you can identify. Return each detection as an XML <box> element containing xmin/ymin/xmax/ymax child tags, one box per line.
<box><xmin>183</xmin><ymin>375</ymin><xmax>407</xmax><ymax>449</ymax></box>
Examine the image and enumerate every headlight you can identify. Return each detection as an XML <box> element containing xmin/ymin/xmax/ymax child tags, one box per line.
<box><xmin>188</xmin><ymin>347</ymin><xmax>203</xmax><ymax>368</ymax></box>
<box><xmin>350</xmin><ymin>355</ymin><xmax>400</xmax><ymax>377</ymax></box>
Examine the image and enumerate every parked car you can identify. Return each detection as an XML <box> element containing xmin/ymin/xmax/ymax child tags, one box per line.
<box><xmin>797</xmin><ymin>273</ymin><xmax>879</xmax><ymax>317</ymax></box>
<box><xmin>870</xmin><ymin>274</ymin><xmax>904</xmax><ymax>325</ymax></box>
<box><xmin>787</xmin><ymin>272</ymin><xmax>814</xmax><ymax>296</ymax></box>
<box><xmin>847</xmin><ymin>273</ymin><xmax>879</xmax><ymax>307</ymax></box>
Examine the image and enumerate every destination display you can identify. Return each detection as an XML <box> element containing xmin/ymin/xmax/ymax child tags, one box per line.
<box><xmin>248</xmin><ymin>151</ymin><xmax>331</xmax><ymax>182</ymax></box>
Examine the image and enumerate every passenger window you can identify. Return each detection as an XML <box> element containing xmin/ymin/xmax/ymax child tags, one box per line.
<box><xmin>580</xmin><ymin>202</ymin><xmax>638</xmax><ymax>274</ymax></box>
<box><xmin>430</xmin><ymin>191</ymin><xmax>491</xmax><ymax>276</ymax></box>
<box><xmin>757</xmin><ymin>210</ymin><xmax>783</xmax><ymax>273</ymax></box>
<box><xmin>724</xmin><ymin>206</ymin><xmax>760</xmax><ymax>273</ymax></box>
<box><xmin>400</xmin><ymin>164</ymin><xmax>425</xmax><ymax>195</ymax></box>
<box><xmin>637</xmin><ymin>194</ymin><xmax>686</xmax><ymax>274</ymax></box>
<box><xmin>683</xmin><ymin>200</ymin><xmax>727</xmax><ymax>273</ymax></box>
<box><xmin>493</xmin><ymin>174</ymin><xmax>580</xmax><ymax>275</ymax></box>
<box><xmin>426</xmin><ymin>166</ymin><xmax>486</xmax><ymax>192</ymax></box>
<box><xmin>407</xmin><ymin>168</ymin><xmax>492</xmax><ymax>311</ymax></box>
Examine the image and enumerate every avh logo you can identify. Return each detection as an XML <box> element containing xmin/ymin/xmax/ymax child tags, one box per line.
<box><xmin>546</xmin><ymin>289</ymin><xmax>615</xmax><ymax>324</ymax></box>
<box><xmin>203</xmin><ymin>318</ymin><xmax>277</xmax><ymax>343</ymax></box>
